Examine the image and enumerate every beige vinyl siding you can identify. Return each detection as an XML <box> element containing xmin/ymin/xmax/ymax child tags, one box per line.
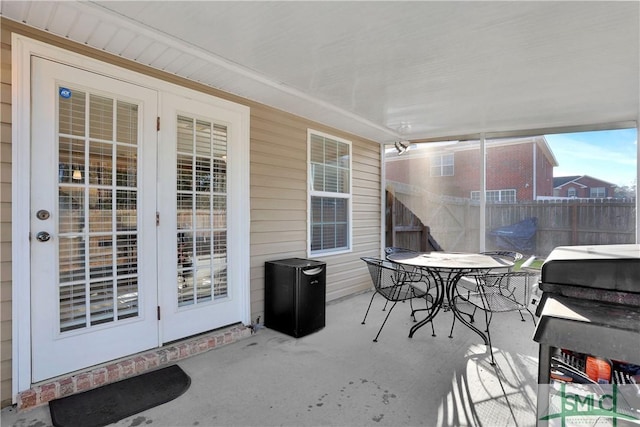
<box><xmin>249</xmin><ymin>106</ymin><xmax>379</xmax><ymax>318</ymax></box>
<box><xmin>1</xmin><ymin>23</ymin><xmax>13</xmax><ymax>407</ymax></box>
<box><xmin>1</xmin><ymin>18</ymin><xmax>381</xmax><ymax>407</ymax></box>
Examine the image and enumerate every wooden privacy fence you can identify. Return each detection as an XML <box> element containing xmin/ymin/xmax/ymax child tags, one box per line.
<box><xmin>487</xmin><ymin>199</ymin><xmax>636</xmax><ymax>257</ymax></box>
<box><xmin>386</xmin><ymin>191</ymin><xmax>442</xmax><ymax>252</ymax></box>
<box><xmin>388</xmin><ymin>184</ymin><xmax>635</xmax><ymax>257</ymax></box>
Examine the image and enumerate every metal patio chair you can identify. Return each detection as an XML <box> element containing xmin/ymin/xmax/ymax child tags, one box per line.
<box><xmin>450</xmin><ymin>270</ymin><xmax>537</xmax><ymax>364</ymax></box>
<box><xmin>456</xmin><ymin>250</ymin><xmax>523</xmax><ymax>295</ymax></box>
<box><xmin>382</xmin><ymin>247</ymin><xmax>427</xmax><ymax>309</ymax></box>
<box><xmin>384</xmin><ymin>246</ymin><xmax>420</xmax><ymax>257</ymax></box>
<box><xmin>480</xmin><ymin>250</ymin><xmax>523</xmax><ymax>267</ymax></box>
<box><xmin>479</xmin><ymin>251</ymin><xmax>523</xmax><ymax>277</ymax></box>
<box><xmin>361</xmin><ymin>257</ymin><xmax>438</xmax><ymax>342</ymax></box>
<box><xmin>384</xmin><ymin>246</ymin><xmax>424</xmax><ymax>284</ymax></box>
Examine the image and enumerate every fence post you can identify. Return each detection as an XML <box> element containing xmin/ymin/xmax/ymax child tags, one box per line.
<box><xmin>391</xmin><ymin>193</ymin><xmax>397</xmax><ymax>247</ymax></box>
<box><xmin>571</xmin><ymin>201</ymin><xmax>578</xmax><ymax>245</ymax></box>
<box><xmin>420</xmin><ymin>226</ymin><xmax>428</xmax><ymax>252</ymax></box>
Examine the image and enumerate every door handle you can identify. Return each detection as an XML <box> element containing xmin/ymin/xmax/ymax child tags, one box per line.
<box><xmin>36</xmin><ymin>231</ymin><xmax>51</xmax><ymax>242</ymax></box>
<box><xmin>302</xmin><ymin>267</ymin><xmax>324</xmax><ymax>276</ymax></box>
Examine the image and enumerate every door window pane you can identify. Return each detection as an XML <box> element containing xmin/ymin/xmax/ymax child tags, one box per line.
<box><xmin>59</xmin><ymin>284</ymin><xmax>86</xmax><ymax>332</ymax></box>
<box><xmin>89</xmin><ymin>94</ymin><xmax>114</xmax><ymax>140</ymax></box>
<box><xmin>116</xmin><ymin>145</ymin><xmax>137</xmax><ymax>188</ymax></box>
<box><xmin>59</xmin><ymin>89</ymin><xmax>86</xmax><ymax>136</ymax></box>
<box><xmin>117</xmin><ymin>277</ymin><xmax>139</xmax><ymax>320</ymax></box>
<box><xmin>176</xmin><ymin>115</ymin><xmax>228</xmax><ymax>307</ymax></box>
<box><xmin>90</xmin><ymin>281</ymin><xmax>114</xmax><ymax>326</ymax></box>
<box><xmin>57</xmin><ymin>86</ymin><xmax>140</xmax><ymax>332</ymax></box>
<box><xmin>88</xmin><ymin>142</ymin><xmax>112</xmax><ymax>186</ymax></box>
<box><xmin>116</xmin><ymin>101</ymin><xmax>138</xmax><ymax>145</ymax></box>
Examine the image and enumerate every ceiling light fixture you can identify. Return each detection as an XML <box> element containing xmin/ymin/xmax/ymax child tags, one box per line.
<box><xmin>394</xmin><ymin>140</ymin><xmax>410</xmax><ymax>155</ymax></box>
<box><xmin>72</xmin><ymin>168</ymin><xmax>83</xmax><ymax>181</ymax></box>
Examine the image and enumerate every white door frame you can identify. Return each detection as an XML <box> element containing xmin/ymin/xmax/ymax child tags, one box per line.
<box><xmin>11</xmin><ymin>34</ymin><xmax>250</xmax><ymax>400</ymax></box>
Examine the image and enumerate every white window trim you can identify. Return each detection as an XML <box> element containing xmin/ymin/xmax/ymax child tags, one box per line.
<box><xmin>307</xmin><ymin>129</ymin><xmax>353</xmax><ymax>257</ymax></box>
<box><xmin>12</xmin><ymin>35</ymin><xmax>251</xmax><ymax>398</ymax></box>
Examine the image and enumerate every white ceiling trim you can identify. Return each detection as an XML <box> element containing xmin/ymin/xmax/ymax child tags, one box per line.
<box><xmin>76</xmin><ymin>2</ymin><xmax>404</xmax><ymax>142</ymax></box>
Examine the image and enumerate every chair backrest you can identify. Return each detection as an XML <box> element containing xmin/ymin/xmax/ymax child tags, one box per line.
<box><xmin>519</xmin><ymin>255</ymin><xmax>541</xmax><ymax>297</ymax></box>
<box><xmin>362</xmin><ymin>257</ymin><xmax>398</xmax><ymax>288</ymax></box>
<box><xmin>480</xmin><ymin>250</ymin><xmax>524</xmax><ymax>263</ymax></box>
<box><xmin>361</xmin><ymin>257</ymin><xmax>420</xmax><ymax>300</ymax></box>
<box><xmin>384</xmin><ymin>247</ymin><xmax>419</xmax><ymax>257</ymax></box>
<box><xmin>384</xmin><ymin>248</ymin><xmax>421</xmax><ymax>274</ymax></box>
<box><xmin>480</xmin><ymin>250</ymin><xmax>523</xmax><ymax>274</ymax></box>
<box><xmin>476</xmin><ymin>270</ymin><xmax>536</xmax><ymax>312</ymax></box>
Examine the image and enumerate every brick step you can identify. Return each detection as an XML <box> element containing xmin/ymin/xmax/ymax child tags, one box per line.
<box><xmin>17</xmin><ymin>323</ymin><xmax>251</xmax><ymax>411</ymax></box>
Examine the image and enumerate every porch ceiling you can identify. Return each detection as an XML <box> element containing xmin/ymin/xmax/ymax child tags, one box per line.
<box><xmin>2</xmin><ymin>1</ymin><xmax>639</xmax><ymax>142</ymax></box>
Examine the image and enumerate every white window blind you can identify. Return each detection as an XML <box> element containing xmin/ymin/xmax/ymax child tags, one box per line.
<box><xmin>176</xmin><ymin>115</ymin><xmax>228</xmax><ymax>307</ymax></box>
<box><xmin>57</xmin><ymin>88</ymin><xmax>140</xmax><ymax>332</ymax></box>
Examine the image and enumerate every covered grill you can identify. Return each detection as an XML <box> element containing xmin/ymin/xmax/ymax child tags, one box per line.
<box><xmin>533</xmin><ymin>244</ymin><xmax>640</xmax><ymax>425</ymax></box>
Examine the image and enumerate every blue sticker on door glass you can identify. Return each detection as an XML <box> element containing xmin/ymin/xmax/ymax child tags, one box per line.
<box><xmin>59</xmin><ymin>88</ymin><xmax>72</xmax><ymax>99</ymax></box>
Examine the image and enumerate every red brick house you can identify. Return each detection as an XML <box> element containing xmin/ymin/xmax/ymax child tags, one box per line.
<box><xmin>386</xmin><ymin>136</ymin><xmax>558</xmax><ymax>202</ymax></box>
<box><xmin>553</xmin><ymin>175</ymin><xmax>617</xmax><ymax>198</ymax></box>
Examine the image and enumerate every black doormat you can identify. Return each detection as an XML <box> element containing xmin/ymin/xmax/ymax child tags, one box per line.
<box><xmin>49</xmin><ymin>364</ymin><xmax>191</xmax><ymax>427</ymax></box>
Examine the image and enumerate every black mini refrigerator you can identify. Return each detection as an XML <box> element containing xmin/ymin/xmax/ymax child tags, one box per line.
<box><xmin>265</xmin><ymin>258</ymin><xmax>326</xmax><ymax>338</ymax></box>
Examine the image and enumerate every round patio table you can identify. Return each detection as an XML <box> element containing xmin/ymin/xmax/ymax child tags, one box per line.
<box><xmin>386</xmin><ymin>251</ymin><xmax>514</xmax><ymax>343</ymax></box>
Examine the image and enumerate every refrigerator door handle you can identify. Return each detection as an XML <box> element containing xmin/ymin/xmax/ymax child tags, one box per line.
<box><xmin>302</xmin><ymin>267</ymin><xmax>324</xmax><ymax>276</ymax></box>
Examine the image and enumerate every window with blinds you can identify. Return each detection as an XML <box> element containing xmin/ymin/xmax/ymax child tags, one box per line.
<box><xmin>57</xmin><ymin>88</ymin><xmax>140</xmax><ymax>332</ymax></box>
<box><xmin>175</xmin><ymin>115</ymin><xmax>228</xmax><ymax>307</ymax></box>
<box><xmin>308</xmin><ymin>130</ymin><xmax>352</xmax><ymax>255</ymax></box>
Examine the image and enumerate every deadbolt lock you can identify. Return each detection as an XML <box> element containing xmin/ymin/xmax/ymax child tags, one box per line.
<box><xmin>36</xmin><ymin>210</ymin><xmax>50</xmax><ymax>220</ymax></box>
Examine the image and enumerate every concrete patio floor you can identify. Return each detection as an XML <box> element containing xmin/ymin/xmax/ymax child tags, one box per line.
<box><xmin>2</xmin><ymin>290</ymin><xmax>540</xmax><ymax>427</ymax></box>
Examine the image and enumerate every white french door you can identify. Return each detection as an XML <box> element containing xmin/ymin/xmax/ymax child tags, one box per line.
<box><xmin>30</xmin><ymin>57</ymin><xmax>159</xmax><ymax>382</ymax></box>
<box><xmin>158</xmin><ymin>94</ymin><xmax>245</xmax><ymax>341</ymax></box>
<box><xmin>29</xmin><ymin>56</ymin><xmax>247</xmax><ymax>383</ymax></box>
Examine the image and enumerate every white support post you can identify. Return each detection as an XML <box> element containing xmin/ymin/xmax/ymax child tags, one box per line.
<box><xmin>637</xmin><ymin>118</ymin><xmax>640</xmax><ymax>243</ymax></box>
<box><xmin>479</xmin><ymin>133</ymin><xmax>486</xmax><ymax>252</ymax></box>
<box><xmin>380</xmin><ymin>143</ymin><xmax>386</xmax><ymax>259</ymax></box>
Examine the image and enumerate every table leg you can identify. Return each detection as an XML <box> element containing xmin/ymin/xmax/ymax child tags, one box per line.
<box><xmin>446</xmin><ymin>271</ymin><xmax>490</xmax><ymax>346</ymax></box>
<box><xmin>408</xmin><ymin>268</ymin><xmax>445</xmax><ymax>338</ymax></box>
